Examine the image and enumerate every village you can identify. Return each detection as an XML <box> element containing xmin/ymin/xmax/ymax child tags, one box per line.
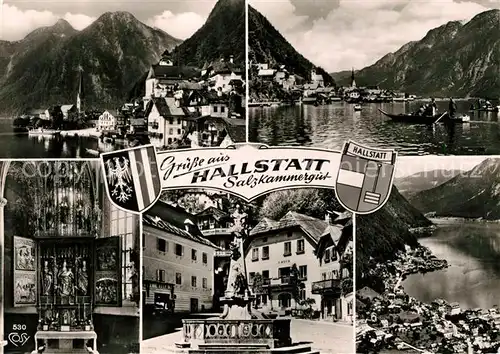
<box><xmin>356</xmin><ymin>247</ymin><xmax>500</xmax><ymax>353</ymax></box>
<box><xmin>13</xmin><ymin>51</ymin><xmax>246</xmax><ymax>154</ymax></box>
<box><xmin>249</xmin><ymin>63</ymin><xmax>415</xmax><ymax>107</ymax></box>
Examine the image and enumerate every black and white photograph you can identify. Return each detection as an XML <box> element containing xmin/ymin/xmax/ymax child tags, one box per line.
<box><xmin>248</xmin><ymin>0</ymin><xmax>500</xmax><ymax>155</ymax></box>
<box><xmin>141</xmin><ymin>188</ymin><xmax>354</xmax><ymax>354</ymax></box>
<box><xmin>0</xmin><ymin>161</ymin><xmax>140</xmax><ymax>353</ymax></box>
<box><xmin>0</xmin><ymin>0</ymin><xmax>245</xmax><ymax>158</ymax></box>
<box><xmin>356</xmin><ymin>156</ymin><xmax>500</xmax><ymax>353</ymax></box>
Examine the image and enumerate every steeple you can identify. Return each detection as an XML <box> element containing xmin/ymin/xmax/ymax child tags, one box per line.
<box><xmin>77</xmin><ymin>67</ymin><xmax>84</xmax><ymax>114</ymax></box>
<box><xmin>350</xmin><ymin>68</ymin><xmax>356</xmax><ymax>88</ymax></box>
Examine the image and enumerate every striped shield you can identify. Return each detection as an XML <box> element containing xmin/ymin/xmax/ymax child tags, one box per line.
<box><xmin>101</xmin><ymin>145</ymin><xmax>161</xmax><ymax>213</ymax></box>
<box><xmin>335</xmin><ymin>141</ymin><xmax>396</xmax><ymax>214</ymax></box>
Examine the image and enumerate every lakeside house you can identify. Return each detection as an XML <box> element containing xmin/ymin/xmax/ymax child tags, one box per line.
<box><xmin>145</xmin><ymin>97</ymin><xmax>188</xmax><ymax>148</ymax></box>
<box><xmin>204</xmin><ymin>57</ymin><xmax>244</xmax><ymax>93</ymax></box>
<box><xmin>97</xmin><ymin>109</ymin><xmax>120</xmax><ymax>131</ymax></box>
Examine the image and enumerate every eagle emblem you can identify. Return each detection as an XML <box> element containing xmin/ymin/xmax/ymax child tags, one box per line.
<box><xmin>105</xmin><ymin>157</ymin><xmax>133</xmax><ymax>203</ymax></box>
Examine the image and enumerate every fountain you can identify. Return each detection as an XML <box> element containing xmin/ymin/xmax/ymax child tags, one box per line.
<box><xmin>176</xmin><ymin>204</ymin><xmax>318</xmax><ymax>354</ymax></box>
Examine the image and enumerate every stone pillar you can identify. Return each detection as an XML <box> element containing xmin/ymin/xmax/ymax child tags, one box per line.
<box><xmin>0</xmin><ymin>197</ymin><xmax>7</xmax><ymax>354</ymax></box>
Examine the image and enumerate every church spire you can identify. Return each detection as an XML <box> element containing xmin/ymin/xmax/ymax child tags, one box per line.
<box><xmin>77</xmin><ymin>66</ymin><xmax>84</xmax><ymax>114</ymax></box>
<box><xmin>350</xmin><ymin>68</ymin><xmax>356</xmax><ymax>88</ymax></box>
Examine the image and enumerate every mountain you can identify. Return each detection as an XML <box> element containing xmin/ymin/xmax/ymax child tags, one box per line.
<box><xmin>395</xmin><ymin>169</ymin><xmax>462</xmax><ymax>198</ymax></box>
<box><xmin>335</xmin><ymin>9</ymin><xmax>500</xmax><ymax>97</ymax></box>
<box><xmin>169</xmin><ymin>0</ymin><xmax>245</xmax><ymax>67</ymax></box>
<box><xmin>410</xmin><ymin>158</ymin><xmax>500</xmax><ymax>219</ymax></box>
<box><xmin>0</xmin><ymin>12</ymin><xmax>181</xmax><ymax>114</ymax></box>
<box><xmin>248</xmin><ymin>4</ymin><xmax>335</xmax><ymax>86</ymax></box>
<box><xmin>356</xmin><ymin>186</ymin><xmax>432</xmax><ymax>282</ymax></box>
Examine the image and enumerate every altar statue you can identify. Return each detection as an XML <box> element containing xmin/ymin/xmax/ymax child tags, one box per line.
<box><xmin>77</xmin><ymin>260</ymin><xmax>88</xmax><ymax>295</ymax></box>
<box><xmin>58</xmin><ymin>261</ymin><xmax>74</xmax><ymax>297</ymax></box>
<box><xmin>42</xmin><ymin>260</ymin><xmax>53</xmax><ymax>295</ymax></box>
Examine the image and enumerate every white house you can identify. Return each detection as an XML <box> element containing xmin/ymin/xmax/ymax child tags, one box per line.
<box><xmin>245</xmin><ymin>212</ymin><xmax>331</xmax><ymax>311</ymax></box>
<box><xmin>98</xmin><ymin>110</ymin><xmax>117</xmax><ymax>131</ymax></box>
<box><xmin>146</xmin><ymin>97</ymin><xmax>188</xmax><ymax>148</ymax></box>
<box><xmin>142</xmin><ymin>202</ymin><xmax>219</xmax><ymax>313</ymax></box>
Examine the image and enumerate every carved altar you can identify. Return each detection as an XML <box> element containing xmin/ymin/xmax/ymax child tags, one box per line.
<box><xmin>10</xmin><ymin>162</ymin><xmax>122</xmax><ymax>354</ymax></box>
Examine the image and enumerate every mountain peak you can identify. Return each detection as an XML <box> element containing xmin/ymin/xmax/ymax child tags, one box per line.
<box><xmin>97</xmin><ymin>11</ymin><xmax>138</xmax><ymax>23</ymax></box>
<box><xmin>53</xmin><ymin>19</ymin><xmax>74</xmax><ymax>30</ymax></box>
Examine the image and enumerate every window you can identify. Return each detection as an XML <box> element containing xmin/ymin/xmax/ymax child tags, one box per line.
<box><xmin>284</xmin><ymin>242</ymin><xmax>292</xmax><ymax>256</ymax></box>
<box><xmin>322</xmin><ymin>272</ymin><xmax>327</xmax><ymax>280</ymax></box>
<box><xmin>249</xmin><ymin>272</ymin><xmax>255</xmax><ymax>282</ymax></box>
<box><xmin>168</xmin><ymin>118</ymin><xmax>173</xmax><ymax>124</ymax></box>
<box><xmin>297</xmin><ymin>239</ymin><xmax>305</xmax><ymax>254</ymax></box>
<box><xmin>108</xmin><ymin>204</ymin><xmax>137</xmax><ymax>303</ymax></box>
<box><xmin>157</xmin><ymin>238</ymin><xmax>166</xmax><ymax>252</ymax></box>
<box><xmin>169</xmin><ymin>128</ymin><xmax>173</xmax><ymax>135</ymax></box>
<box><xmin>156</xmin><ymin>269</ymin><xmax>165</xmax><ymax>282</ymax></box>
<box><xmin>299</xmin><ymin>289</ymin><xmax>306</xmax><ymax>300</ymax></box>
<box><xmin>175</xmin><ymin>244</ymin><xmax>183</xmax><ymax>257</ymax></box>
<box><xmin>191</xmin><ymin>249</ymin><xmax>197</xmax><ymax>261</ymax></box>
<box><xmin>202</xmin><ymin>252</ymin><xmax>208</xmax><ymax>264</ymax></box>
<box><xmin>299</xmin><ymin>265</ymin><xmax>307</xmax><ymax>280</ymax></box>
<box><xmin>142</xmin><ymin>233</ymin><xmax>145</xmax><ymax>249</ymax></box>
<box><xmin>176</xmin><ymin>273</ymin><xmax>182</xmax><ymax>285</ymax></box>
<box><xmin>177</xmin><ymin>129</ymin><xmax>181</xmax><ymax>134</ymax></box>
<box><xmin>213</xmin><ymin>106</ymin><xmax>218</xmax><ymax>112</ymax></box>
<box><xmin>287</xmin><ymin>231</ymin><xmax>293</xmax><ymax>238</ymax></box>
<box><xmin>331</xmin><ymin>248</ymin><xmax>338</xmax><ymax>262</ymax></box>
<box><xmin>262</xmin><ymin>270</ymin><xmax>269</xmax><ymax>279</ymax></box>
<box><xmin>325</xmin><ymin>249</ymin><xmax>331</xmax><ymax>263</ymax></box>
<box><xmin>191</xmin><ymin>276</ymin><xmax>197</xmax><ymax>287</ymax></box>
<box><xmin>252</xmin><ymin>248</ymin><xmax>259</xmax><ymax>261</ymax></box>
<box><xmin>168</xmin><ymin>138</ymin><xmax>172</xmax><ymax>144</ymax></box>
<box><xmin>262</xmin><ymin>246</ymin><xmax>269</xmax><ymax>260</ymax></box>
<box><xmin>203</xmin><ymin>278</ymin><xmax>208</xmax><ymax>289</ymax></box>
<box><xmin>177</xmin><ymin>118</ymin><xmax>181</xmax><ymax>124</ymax></box>
<box><xmin>221</xmin><ymin>106</ymin><xmax>225</xmax><ymax>112</ymax></box>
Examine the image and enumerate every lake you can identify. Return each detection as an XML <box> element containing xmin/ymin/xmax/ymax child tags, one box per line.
<box><xmin>402</xmin><ymin>222</ymin><xmax>500</xmax><ymax>310</ymax></box>
<box><xmin>0</xmin><ymin>118</ymin><xmax>121</xmax><ymax>158</ymax></box>
<box><xmin>248</xmin><ymin>100</ymin><xmax>500</xmax><ymax>155</ymax></box>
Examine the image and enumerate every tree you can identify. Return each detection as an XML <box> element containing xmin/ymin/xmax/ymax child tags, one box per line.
<box><xmin>259</xmin><ymin>188</ymin><xmax>343</xmax><ymax>220</ymax></box>
<box><xmin>289</xmin><ymin>263</ymin><xmax>305</xmax><ymax>308</ymax></box>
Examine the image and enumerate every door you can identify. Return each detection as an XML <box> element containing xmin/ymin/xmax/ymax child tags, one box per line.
<box><xmin>94</xmin><ymin>236</ymin><xmax>122</xmax><ymax>307</ymax></box>
<box><xmin>190</xmin><ymin>298</ymin><xmax>199</xmax><ymax>313</ymax></box>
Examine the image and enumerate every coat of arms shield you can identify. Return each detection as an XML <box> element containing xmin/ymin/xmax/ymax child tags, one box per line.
<box><xmin>335</xmin><ymin>141</ymin><xmax>397</xmax><ymax>214</ymax></box>
<box><xmin>101</xmin><ymin>145</ymin><xmax>161</xmax><ymax>213</ymax></box>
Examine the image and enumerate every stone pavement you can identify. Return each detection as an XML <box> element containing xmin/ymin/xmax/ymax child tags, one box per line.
<box><xmin>141</xmin><ymin>318</ymin><xmax>354</xmax><ymax>354</ymax></box>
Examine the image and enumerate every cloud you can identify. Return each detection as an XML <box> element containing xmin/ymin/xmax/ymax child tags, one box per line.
<box><xmin>1</xmin><ymin>4</ymin><xmax>95</xmax><ymax>40</ymax></box>
<box><xmin>146</xmin><ymin>11</ymin><xmax>206</xmax><ymax>40</ymax></box>
<box><xmin>251</xmin><ymin>0</ymin><xmax>495</xmax><ymax>72</ymax></box>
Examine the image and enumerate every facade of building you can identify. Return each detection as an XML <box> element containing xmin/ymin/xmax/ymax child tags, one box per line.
<box><xmin>60</xmin><ymin>104</ymin><xmax>77</xmax><ymax>120</ymax></box>
<box><xmin>312</xmin><ymin>214</ymin><xmax>353</xmax><ymax>323</ymax></box>
<box><xmin>245</xmin><ymin>212</ymin><xmax>331</xmax><ymax>311</ymax></box>
<box><xmin>142</xmin><ymin>202</ymin><xmax>218</xmax><ymax>313</ymax></box>
<box><xmin>146</xmin><ymin>97</ymin><xmax>188</xmax><ymax>148</ymax></box>
<box><xmin>98</xmin><ymin>110</ymin><xmax>118</xmax><ymax>131</ymax></box>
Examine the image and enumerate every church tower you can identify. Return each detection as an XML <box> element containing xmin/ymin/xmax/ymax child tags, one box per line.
<box><xmin>350</xmin><ymin>68</ymin><xmax>356</xmax><ymax>88</ymax></box>
<box><xmin>77</xmin><ymin>67</ymin><xmax>84</xmax><ymax>114</ymax></box>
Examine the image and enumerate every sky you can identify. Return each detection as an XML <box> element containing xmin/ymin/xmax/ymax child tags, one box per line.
<box><xmin>1</xmin><ymin>0</ymin><xmax>217</xmax><ymax>41</ymax></box>
<box><xmin>250</xmin><ymin>0</ymin><xmax>500</xmax><ymax>72</ymax></box>
<box><xmin>394</xmin><ymin>155</ymin><xmax>491</xmax><ymax>178</ymax></box>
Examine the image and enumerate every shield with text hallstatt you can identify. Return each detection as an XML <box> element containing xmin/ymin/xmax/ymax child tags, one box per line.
<box><xmin>101</xmin><ymin>145</ymin><xmax>161</xmax><ymax>214</ymax></box>
<box><xmin>335</xmin><ymin>141</ymin><xmax>397</xmax><ymax>214</ymax></box>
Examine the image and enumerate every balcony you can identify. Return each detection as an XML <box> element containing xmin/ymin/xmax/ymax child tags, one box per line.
<box><xmin>200</xmin><ymin>228</ymin><xmax>232</xmax><ymax>236</ymax></box>
<box><xmin>311</xmin><ymin>279</ymin><xmax>342</xmax><ymax>295</ymax></box>
<box><xmin>262</xmin><ymin>276</ymin><xmax>306</xmax><ymax>289</ymax></box>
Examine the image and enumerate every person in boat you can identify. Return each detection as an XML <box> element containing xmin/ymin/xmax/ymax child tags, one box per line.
<box><xmin>416</xmin><ymin>105</ymin><xmax>425</xmax><ymax>116</ymax></box>
<box><xmin>423</xmin><ymin>103</ymin><xmax>432</xmax><ymax>116</ymax></box>
<box><xmin>430</xmin><ymin>98</ymin><xmax>437</xmax><ymax>116</ymax></box>
<box><xmin>449</xmin><ymin>97</ymin><xmax>457</xmax><ymax>118</ymax></box>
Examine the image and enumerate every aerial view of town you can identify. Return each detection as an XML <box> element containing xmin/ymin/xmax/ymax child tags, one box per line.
<box><xmin>356</xmin><ymin>156</ymin><xmax>500</xmax><ymax>353</ymax></box>
<box><xmin>141</xmin><ymin>188</ymin><xmax>354</xmax><ymax>354</ymax></box>
<box><xmin>247</xmin><ymin>0</ymin><xmax>500</xmax><ymax>155</ymax></box>
<box><xmin>0</xmin><ymin>0</ymin><xmax>245</xmax><ymax>158</ymax></box>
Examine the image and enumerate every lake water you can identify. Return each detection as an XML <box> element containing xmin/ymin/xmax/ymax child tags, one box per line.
<box><xmin>248</xmin><ymin>100</ymin><xmax>500</xmax><ymax>155</ymax></box>
<box><xmin>0</xmin><ymin>118</ymin><xmax>121</xmax><ymax>158</ymax></box>
<box><xmin>402</xmin><ymin>222</ymin><xmax>500</xmax><ymax>310</ymax></box>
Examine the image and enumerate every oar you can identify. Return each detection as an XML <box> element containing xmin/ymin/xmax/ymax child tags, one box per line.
<box><xmin>433</xmin><ymin>112</ymin><xmax>447</xmax><ymax>125</ymax></box>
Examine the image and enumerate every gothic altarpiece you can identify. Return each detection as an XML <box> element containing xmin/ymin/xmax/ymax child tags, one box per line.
<box><xmin>11</xmin><ymin>162</ymin><xmax>122</xmax><ymax>353</ymax></box>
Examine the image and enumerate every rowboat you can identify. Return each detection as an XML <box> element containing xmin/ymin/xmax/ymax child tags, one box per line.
<box><xmin>378</xmin><ymin>109</ymin><xmax>469</xmax><ymax>125</ymax></box>
<box><xmin>28</xmin><ymin>128</ymin><xmax>61</xmax><ymax>136</ymax></box>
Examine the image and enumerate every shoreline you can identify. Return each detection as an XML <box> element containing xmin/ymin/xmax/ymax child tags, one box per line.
<box><xmin>60</xmin><ymin>128</ymin><xmax>101</xmax><ymax>138</ymax></box>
